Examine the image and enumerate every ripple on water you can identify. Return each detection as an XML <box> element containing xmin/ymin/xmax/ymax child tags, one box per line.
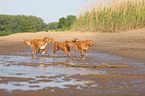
<box><xmin>0</xmin><ymin>51</ymin><xmax>144</xmax><ymax>91</ymax></box>
<box><xmin>0</xmin><ymin>54</ymin><xmax>105</xmax><ymax>91</ymax></box>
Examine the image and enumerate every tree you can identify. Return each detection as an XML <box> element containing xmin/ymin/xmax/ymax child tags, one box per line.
<box><xmin>18</xmin><ymin>20</ymin><xmax>34</xmax><ymax>32</ymax></box>
<box><xmin>57</xmin><ymin>15</ymin><xmax>77</xmax><ymax>30</ymax></box>
<box><xmin>47</xmin><ymin>22</ymin><xmax>58</xmax><ymax>30</ymax></box>
<box><xmin>0</xmin><ymin>14</ymin><xmax>47</xmax><ymax>35</ymax></box>
<box><xmin>57</xmin><ymin>17</ymin><xmax>68</xmax><ymax>28</ymax></box>
<box><xmin>67</xmin><ymin>15</ymin><xmax>76</xmax><ymax>27</ymax></box>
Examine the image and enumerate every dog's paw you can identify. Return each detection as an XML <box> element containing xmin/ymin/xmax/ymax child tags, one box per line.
<box><xmin>41</xmin><ymin>51</ymin><xmax>45</xmax><ymax>55</ymax></box>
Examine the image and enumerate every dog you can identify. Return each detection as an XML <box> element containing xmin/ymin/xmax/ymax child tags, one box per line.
<box><xmin>71</xmin><ymin>38</ymin><xmax>78</xmax><ymax>43</ymax></box>
<box><xmin>22</xmin><ymin>37</ymin><xmax>51</xmax><ymax>56</ymax></box>
<box><xmin>51</xmin><ymin>38</ymin><xmax>73</xmax><ymax>56</ymax></box>
<box><xmin>75</xmin><ymin>40</ymin><xmax>93</xmax><ymax>58</ymax></box>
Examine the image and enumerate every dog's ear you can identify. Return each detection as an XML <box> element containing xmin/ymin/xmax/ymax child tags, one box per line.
<box><xmin>65</xmin><ymin>40</ymin><xmax>68</xmax><ymax>44</ymax></box>
<box><xmin>86</xmin><ymin>40</ymin><xmax>93</xmax><ymax>46</ymax></box>
<box><xmin>63</xmin><ymin>40</ymin><xmax>69</xmax><ymax>46</ymax></box>
<box><xmin>86</xmin><ymin>40</ymin><xmax>90</xmax><ymax>46</ymax></box>
<box><xmin>63</xmin><ymin>42</ymin><xmax>66</xmax><ymax>46</ymax></box>
<box><xmin>86</xmin><ymin>40</ymin><xmax>89</xmax><ymax>42</ymax></box>
<box><xmin>72</xmin><ymin>38</ymin><xmax>78</xmax><ymax>43</ymax></box>
<box><xmin>43</xmin><ymin>37</ymin><xmax>50</xmax><ymax>42</ymax></box>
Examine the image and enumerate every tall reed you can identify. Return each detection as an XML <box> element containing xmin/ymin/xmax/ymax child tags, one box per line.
<box><xmin>72</xmin><ymin>0</ymin><xmax>145</xmax><ymax>32</ymax></box>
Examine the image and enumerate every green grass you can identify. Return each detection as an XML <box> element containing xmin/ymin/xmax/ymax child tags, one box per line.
<box><xmin>0</xmin><ymin>31</ymin><xmax>14</xmax><ymax>36</ymax></box>
<box><xmin>72</xmin><ymin>0</ymin><xmax>145</xmax><ymax>32</ymax></box>
<box><xmin>0</xmin><ymin>31</ymin><xmax>38</xmax><ymax>36</ymax></box>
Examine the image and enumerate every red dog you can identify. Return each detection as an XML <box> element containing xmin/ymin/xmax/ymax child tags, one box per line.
<box><xmin>75</xmin><ymin>40</ymin><xmax>93</xmax><ymax>58</ymax></box>
<box><xmin>51</xmin><ymin>38</ymin><xmax>73</xmax><ymax>56</ymax></box>
<box><xmin>22</xmin><ymin>37</ymin><xmax>51</xmax><ymax>56</ymax></box>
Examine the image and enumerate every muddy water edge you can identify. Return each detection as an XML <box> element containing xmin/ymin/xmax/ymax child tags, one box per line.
<box><xmin>0</xmin><ymin>42</ymin><xmax>145</xmax><ymax>96</ymax></box>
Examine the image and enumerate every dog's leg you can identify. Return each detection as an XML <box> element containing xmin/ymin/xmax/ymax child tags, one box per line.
<box><xmin>80</xmin><ymin>49</ymin><xmax>84</xmax><ymax>57</ymax></box>
<box><xmin>85</xmin><ymin>49</ymin><xmax>88</xmax><ymax>56</ymax></box>
<box><xmin>67</xmin><ymin>48</ymin><xmax>71</xmax><ymax>56</ymax></box>
<box><xmin>64</xmin><ymin>47</ymin><xmax>70</xmax><ymax>56</ymax></box>
<box><xmin>41</xmin><ymin>49</ymin><xmax>46</xmax><ymax>55</ymax></box>
<box><xmin>75</xmin><ymin>45</ymin><xmax>78</xmax><ymax>58</ymax></box>
<box><xmin>38</xmin><ymin>49</ymin><xmax>42</xmax><ymax>54</ymax></box>
<box><xmin>53</xmin><ymin>45</ymin><xmax>58</xmax><ymax>56</ymax></box>
<box><xmin>31</xmin><ymin>46</ymin><xmax>35</xmax><ymax>57</ymax></box>
<box><xmin>35</xmin><ymin>48</ymin><xmax>39</xmax><ymax>54</ymax></box>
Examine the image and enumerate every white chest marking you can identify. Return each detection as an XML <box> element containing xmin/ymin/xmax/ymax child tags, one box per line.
<box><xmin>84</xmin><ymin>46</ymin><xmax>89</xmax><ymax>50</ymax></box>
<box><xmin>40</xmin><ymin>43</ymin><xmax>48</xmax><ymax>50</ymax></box>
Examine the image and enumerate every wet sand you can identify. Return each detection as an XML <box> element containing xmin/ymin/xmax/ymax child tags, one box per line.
<box><xmin>0</xmin><ymin>30</ymin><xmax>145</xmax><ymax>96</ymax></box>
<box><xmin>0</xmin><ymin>29</ymin><xmax>145</xmax><ymax>60</ymax></box>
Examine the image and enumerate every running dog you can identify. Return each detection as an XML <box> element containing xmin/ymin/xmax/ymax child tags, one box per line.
<box><xmin>51</xmin><ymin>38</ymin><xmax>73</xmax><ymax>56</ymax></box>
<box><xmin>71</xmin><ymin>38</ymin><xmax>78</xmax><ymax>43</ymax></box>
<box><xmin>22</xmin><ymin>37</ymin><xmax>51</xmax><ymax>56</ymax></box>
<box><xmin>75</xmin><ymin>40</ymin><xmax>93</xmax><ymax>58</ymax></box>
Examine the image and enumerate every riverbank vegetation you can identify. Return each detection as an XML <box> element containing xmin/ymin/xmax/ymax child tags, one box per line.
<box><xmin>1</xmin><ymin>0</ymin><xmax>145</xmax><ymax>36</ymax></box>
<box><xmin>72</xmin><ymin>0</ymin><xmax>145</xmax><ymax>32</ymax></box>
<box><xmin>0</xmin><ymin>15</ymin><xmax>47</xmax><ymax>36</ymax></box>
<box><xmin>0</xmin><ymin>15</ymin><xmax>76</xmax><ymax>36</ymax></box>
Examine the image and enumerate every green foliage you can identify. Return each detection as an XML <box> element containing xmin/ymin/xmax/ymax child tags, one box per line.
<box><xmin>0</xmin><ymin>14</ymin><xmax>47</xmax><ymax>36</ymax></box>
<box><xmin>47</xmin><ymin>22</ymin><xmax>58</xmax><ymax>30</ymax></box>
<box><xmin>57</xmin><ymin>15</ymin><xmax>76</xmax><ymax>30</ymax></box>
<box><xmin>55</xmin><ymin>28</ymin><xmax>66</xmax><ymax>31</ymax></box>
<box><xmin>58</xmin><ymin>17</ymin><xmax>68</xmax><ymax>28</ymax></box>
<box><xmin>73</xmin><ymin>0</ymin><xmax>145</xmax><ymax>32</ymax></box>
<box><xmin>67</xmin><ymin>15</ymin><xmax>77</xmax><ymax>27</ymax></box>
<box><xmin>0</xmin><ymin>31</ymin><xmax>13</xmax><ymax>36</ymax></box>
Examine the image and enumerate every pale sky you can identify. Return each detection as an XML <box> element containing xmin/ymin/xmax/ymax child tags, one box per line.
<box><xmin>0</xmin><ymin>0</ymin><xmax>91</xmax><ymax>24</ymax></box>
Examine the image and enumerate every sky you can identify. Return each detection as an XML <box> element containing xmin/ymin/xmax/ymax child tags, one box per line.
<box><xmin>0</xmin><ymin>0</ymin><xmax>91</xmax><ymax>24</ymax></box>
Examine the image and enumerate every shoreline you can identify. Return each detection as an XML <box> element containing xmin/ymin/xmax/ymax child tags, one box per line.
<box><xmin>0</xmin><ymin>30</ymin><xmax>145</xmax><ymax>96</ymax></box>
<box><xmin>0</xmin><ymin>30</ymin><xmax>145</xmax><ymax>61</ymax></box>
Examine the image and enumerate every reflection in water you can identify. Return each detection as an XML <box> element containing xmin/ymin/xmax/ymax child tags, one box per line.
<box><xmin>0</xmin><ymin>54</ymin><xmax>105</xmax><ymax>91</ymax></box>
<box><xmin>0</xmin><ymin>51</ymin><xmax>144</xmax><ymax>91</ymax></box>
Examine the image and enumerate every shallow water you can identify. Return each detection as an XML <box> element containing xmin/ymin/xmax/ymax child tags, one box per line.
<box><xmin>0</xmin><ymin>51</ymin><xmax>144</xmax><ymax>91</ymax></box>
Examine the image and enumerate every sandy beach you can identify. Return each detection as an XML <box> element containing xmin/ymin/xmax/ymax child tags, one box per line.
<box><xmin>0</xmin><ymin>30</ymin><xmax>145</xmax><ymax>96</ymax></box>
<box><xmin>0</xmin><ymin>29</ymin><xmax>145</xmax><ymax>60</ymax></box>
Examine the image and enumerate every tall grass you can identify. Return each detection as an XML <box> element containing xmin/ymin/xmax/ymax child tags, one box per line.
<box><xmin>72</xmin><ymin>0</ymin><xmax>145</xmax><ymax>32</ymax></box>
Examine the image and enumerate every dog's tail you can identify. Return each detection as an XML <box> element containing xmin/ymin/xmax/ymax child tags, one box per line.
<box><xmin>51</xmin><ymin>38</ymin><xmax>55</xmax><ymax>44</ymax></box>
<box><xmin>22</xmin><ymin>40</ymin><xmax>31</xmax><ymax>46</ymax></box>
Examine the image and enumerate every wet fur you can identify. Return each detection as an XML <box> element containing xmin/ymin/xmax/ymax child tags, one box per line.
<box><xmin>22</xmin><ymin>37</ymin><xmax>51</xmax><ymax>56</ymax></box>
<box><xmin>75</xmin><ymin>40</ymin><xmax>93</xmax><ymax>58</ymax></box>
<box><xmin>51</xmin><ymin>38</ymin><xmax>73</xmax><ymax>56</ymax></box>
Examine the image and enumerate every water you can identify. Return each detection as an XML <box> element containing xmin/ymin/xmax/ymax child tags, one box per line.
<box><xmin>0</xmin><ymin>51</ymin><xmax>144</xmax><ymax>91</ymax></box>
<box><xmin>0</xmin><ymin>53</ymin><xmax>105</xmax><ymax>91</ymax></box>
